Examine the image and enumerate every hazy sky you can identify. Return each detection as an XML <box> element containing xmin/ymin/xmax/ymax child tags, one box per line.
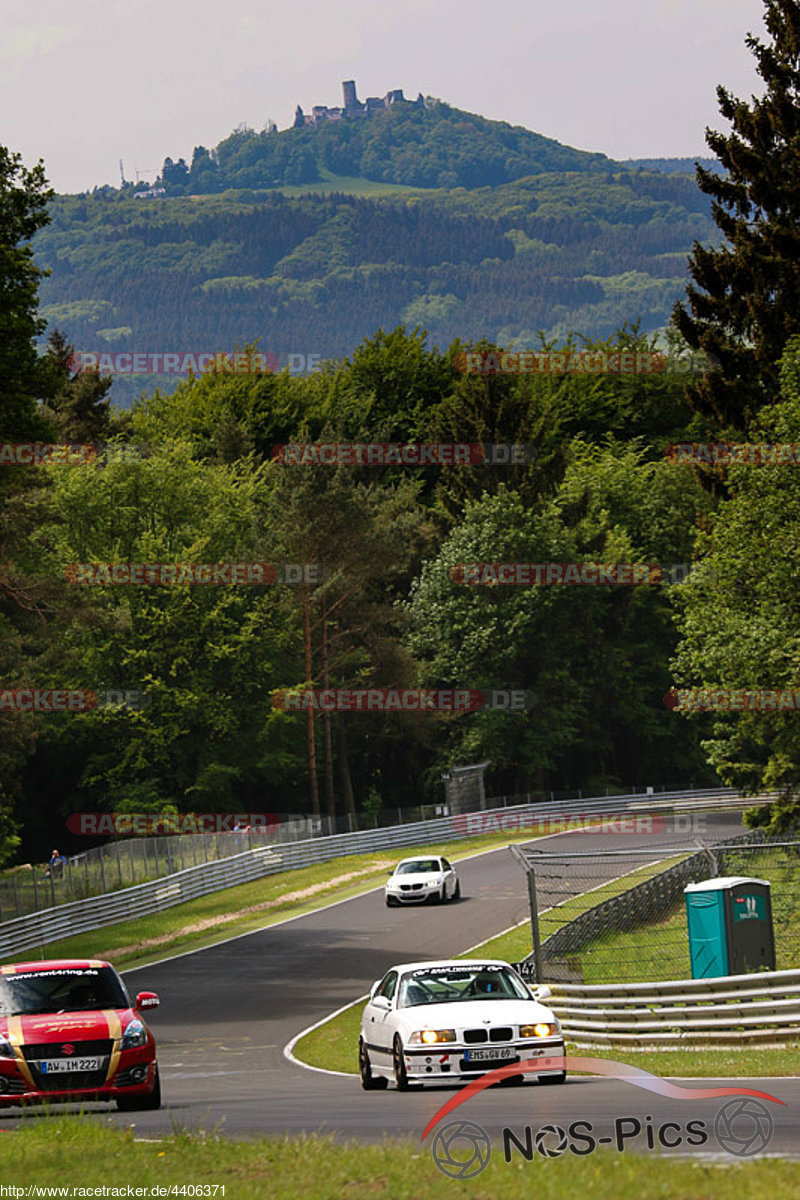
<box><xmin>2</xmin><ymin>0</ymin><xmax>768</xmax><ymax>194</ymax></box>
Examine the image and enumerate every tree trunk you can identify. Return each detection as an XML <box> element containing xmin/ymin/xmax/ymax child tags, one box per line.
<box><xmin>321</xmin><ymin>594</ymin><xmax>336</xmax><ymax>822</ymax></box>
<box><xmin>303</xmin><ymin>582</ymin><xmax>319</xmax><ymax>816</ymax></box>
<box><xmin>337</xmin><ymin>717</ymin><xmax>357</xmax><ymax>823</ymax></box>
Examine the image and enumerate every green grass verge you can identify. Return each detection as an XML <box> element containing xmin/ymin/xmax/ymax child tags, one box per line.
<box><xmin>576</xmin><ymin>847</ymin><xmax>800</xmax><ymax>983</ymax></box>
<box><xmin>1</xmin><ymin>1121</ymin><xmax>797</xmax><ymax>1195</ymax></box>
<box><xmin>8</xmin><ymin>826</ymin><xmax>563</xmax><ymax>971</ymax></box>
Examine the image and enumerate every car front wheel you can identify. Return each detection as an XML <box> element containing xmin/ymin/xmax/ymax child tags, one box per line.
<box><xmin>359</xmin><ymin>1039</ymin><xmax>388</xmax><ymax>1090</ymax></box>
<box><xmin>452</xmin><ymin>879</ymin><xmax>461</xmax><ymax>901</ymax></box>
<box><xmin>393</xmin><ymin>1036</ymin><xmax>410</xmax><ymax>1091</ymax></box>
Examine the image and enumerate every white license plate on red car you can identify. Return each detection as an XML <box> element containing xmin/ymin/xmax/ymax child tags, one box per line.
<box><xmin>464</xmin><ymin>1046</ymin><xmax>517</xmax><ymax>1062</ymax></box>
<box><xmin>39</xmin><ymin>1057</ymin><xmax>104</xmax><ymax>1074</ymax></box>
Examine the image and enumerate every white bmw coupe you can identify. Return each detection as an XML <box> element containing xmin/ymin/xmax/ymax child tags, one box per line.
<box><xmin>359</xmin><ymin>959</ymin><xmax>565</xmax><ymax>1090</ymax></box>
<box><xmin>384</xmin><ymin>856</ymin><xmax>460</xmax><ymax>906</ymax></box>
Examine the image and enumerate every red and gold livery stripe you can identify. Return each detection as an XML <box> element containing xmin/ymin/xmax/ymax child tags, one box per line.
<box><xmin>5</xmin><ymin>1016</ymin><xmax>35</xmax><ymax>1089</ymax></box>
<box><xmin>104</xmin><ymin>1008</ymin><xmax>123</xmax><ymax>1084</ymax></box>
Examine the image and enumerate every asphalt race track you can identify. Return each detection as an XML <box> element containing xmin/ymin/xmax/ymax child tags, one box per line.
<box><xmin>3</xmin><ymin>809</ymin><xmax>798</xmax><ymax>1158</ymax></box>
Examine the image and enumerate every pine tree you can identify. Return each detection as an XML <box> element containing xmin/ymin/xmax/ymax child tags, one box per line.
<box><xmin>0</xmin><ymin>146</ymin><xmax>53</xmax><ymax>437</ymax></box>
<box><xmin>673</xmin><ymin>0</ymin><xmax>800</xmax><ymax>431</ymax></box>
<box><xmin>41</xmin><ymin>329</ymin><xmax>112</xmax><ymax>442</ymax></box>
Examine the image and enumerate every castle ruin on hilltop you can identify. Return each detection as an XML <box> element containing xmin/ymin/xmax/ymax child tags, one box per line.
<box><xmin>293</xmin><ymin>80</ymin><xmax>428</xmax><ymax>129</ymax></box>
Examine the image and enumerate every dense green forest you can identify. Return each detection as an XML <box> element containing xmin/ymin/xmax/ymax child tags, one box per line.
<box><xmin>4</xmin><ymin>310</ymin><xmax>798</xmax><ymax>862</ymax></box>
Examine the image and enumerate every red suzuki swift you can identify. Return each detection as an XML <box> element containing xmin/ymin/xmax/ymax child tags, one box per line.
<box><xmin>0</xmin><ymin>959</ymin><xmax>160</xmax><ymax>1111</ymax></box>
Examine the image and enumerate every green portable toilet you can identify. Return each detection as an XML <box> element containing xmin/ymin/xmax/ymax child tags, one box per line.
<box><xmin>684</xmin><ymin>876</ymin><xmax>775</xmax><ymax>979</ymax></box>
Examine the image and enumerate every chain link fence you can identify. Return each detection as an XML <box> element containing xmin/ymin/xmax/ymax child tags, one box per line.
<box><xmin>517</xmin><ymin>828</ymin><xmax>800</xmax><ymax>985</ymax></box>
<box><xmin>0</xmin><ymin>782</ymin><xmax>723</xmax><ymax>924</ymax></box>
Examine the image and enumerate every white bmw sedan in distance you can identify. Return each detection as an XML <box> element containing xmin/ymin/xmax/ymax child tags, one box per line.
<box><xmin>385</xmin><ymin>856</ymin><xmax>460</xmax><ymax>906</ymax></box>
<box><xmin>359</xmin><ymin>959</ymin><xmax>565</xmax><ymax>1090</ymax></box>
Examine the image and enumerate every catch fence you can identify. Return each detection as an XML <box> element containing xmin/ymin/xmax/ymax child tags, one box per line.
<box><xmin>515</xmin><ymin>828</ymin><xmax>800</xmax><ymax>984</ymax></box>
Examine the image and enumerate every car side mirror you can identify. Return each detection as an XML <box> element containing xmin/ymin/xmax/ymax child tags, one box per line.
<box><xmin>533</xmin><ymin>985</ymin><xmax>551</xmax><ymax>1002</ymax></box>
<box><xmin>135</xmin><ymin>991</ymin><xmax>160</xmax><ymax>1011</ymax></box>
<box><xmin>371</xmin><ymin>995</ymin><xmax>391</xmax><ymax>1010</ymax></box>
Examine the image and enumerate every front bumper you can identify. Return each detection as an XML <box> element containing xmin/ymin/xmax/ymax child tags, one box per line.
<box><xmin>386</xmin><ymin>883</ymin><xmax>441</xmax><ymax>903</ymax></box>
<box><xmin>0</xmin><ymin>1052</ymin><xmax>157</xmax><ymax>1106</ymax></box>
<box><xmin>402</xmin><ymin>1039</ymin><xmax>565</xmax><ymax>1080</ymax></box>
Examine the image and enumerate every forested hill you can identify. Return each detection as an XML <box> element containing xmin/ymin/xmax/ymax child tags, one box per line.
<box><xmin>35</xmin><ymin>99</ymin><xmax>721</xmax><ymax>405</ymax></box>
<box><xmin>146</xmin><ymin>100</ymin><xmax>612</xmax><ymax>193</ymax></box>
<box><xmin>35</xmin><ymin>166</ymin><xmax>717</xmax><ymax>405</ymax></box>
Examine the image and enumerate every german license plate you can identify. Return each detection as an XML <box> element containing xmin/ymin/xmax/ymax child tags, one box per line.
<box><xmin>464</xmin><ymin>1046</ymin><xmax>516</xmax><ymax>1062</ymax></box>
<box><xmin>39</xmin><ymin>1057</ymin><xmax>104</xmax><ymax>1074</ymax></box>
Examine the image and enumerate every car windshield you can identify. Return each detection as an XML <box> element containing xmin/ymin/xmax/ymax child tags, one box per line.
<box><xmin>395</xmin><ymin>860</ymin><xmax>439</xmax><ymax>874</ymax></box>
<box><xmin>0</xmin><ymin>967</ymin><xmax>129</xmax><ymax>1016</ymax></box>
<box><xmin>398</xmin><ymin>965</ymin><xmax>531</xmax><ymax>1006</ymax></box>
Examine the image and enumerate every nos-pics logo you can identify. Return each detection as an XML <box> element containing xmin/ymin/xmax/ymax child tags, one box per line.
<box><xmin>424</xmin><ymin>1056</ymin><xmax>783</xmax><ymax>1177</ymax></box>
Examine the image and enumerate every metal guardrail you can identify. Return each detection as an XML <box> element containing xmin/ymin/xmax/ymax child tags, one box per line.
<box><xmin>0</xmin><ymin>846</ymin><xmax>285</xmax><ymax>961</ymax></box>
<box><xmin>544</xmin><ymin>969</ymin><xmax>800</xmax><ymax>1047</ymax></box>
<box><xmin>0</xmin><ymin>787</ymin><xmax>751</xmax><ymax>960</ymax></box>
<box><xmin>0</xmin><ymin>785</ymin><xmax>741</xmax><ymax>923</ymax></box>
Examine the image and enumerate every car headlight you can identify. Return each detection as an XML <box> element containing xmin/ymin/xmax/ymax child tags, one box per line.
<box><xmin>520</xmin><ymin>1022</ymin><xmax>559</xmax><ymax>1038</ymax></box>
<box><xmin>0</xmin><ymin>1033</ymin><xmax>13</xmax><ymax>1058</ymax></box>
<box><xmin>120</xmin><ymin>1019</ymin><xmax>147</xmax><ymax>1050</ymax></box>
<box><xmin>409</xmin><ymin>1029</ymin><xmax>456</xmax><ymax>1045</ymax></box>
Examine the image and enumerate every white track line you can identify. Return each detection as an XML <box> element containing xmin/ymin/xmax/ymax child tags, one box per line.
<box><xmin>281</xmin><ymin>845</ymin><xmax>752</xmax><ymax>1078</ymax></box>
<box><xmin>123</xmin><ymin>825</ymin><xmax>579</xmax><ymax>974</ymax></box>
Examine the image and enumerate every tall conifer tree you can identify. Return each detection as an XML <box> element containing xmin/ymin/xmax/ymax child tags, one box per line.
<box><xmin>673</xmin><ymin>1</ymin><xmax>800</xmax><ymax>430</ymax></box>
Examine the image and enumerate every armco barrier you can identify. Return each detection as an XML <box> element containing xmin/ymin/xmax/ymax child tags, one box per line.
<box><xmin>0</xmin><ymin>785</ymin><xmax>743</xmax><ymax>922</ymax></box>
<box><xmin>0</xmin><ymin>846</ymin><xmax>283</xmax><ymax>961</ymax></box>
<box><xmin>0</xmin><ymin>787</ymin><xmax>757</xmax><ymax>960</ymax></box>
<box><xmin>545</xmin><ymin>969</ymin><xmax>800</xmax><ymax>1047</ymax></box>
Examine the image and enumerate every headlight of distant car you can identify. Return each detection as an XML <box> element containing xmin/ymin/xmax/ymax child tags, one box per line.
<box><xmin>520</xmin><ymin>1022</ymin><xmax>560</xmax><ymax>1038</ymax></box>
<box><xmin>120</xmin><ymin>1019</ymin><xmax>148</xmax><ymax>1050</ymax></box>
<box><xmin>409</xmin><ymin>1029</ymin><xmax>456</xmax><ymax>1045</ymax></box>
<box><xmin>0</xmin><ymin>1032</ymin><xmax>13</xmax><ymax>1058</ymax></box>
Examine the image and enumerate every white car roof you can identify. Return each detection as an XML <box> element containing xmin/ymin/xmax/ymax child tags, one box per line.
<box><xmin>384</xmin><ymin>958</ymin><xmax>512</xmax><ymax>975</ymax></box>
